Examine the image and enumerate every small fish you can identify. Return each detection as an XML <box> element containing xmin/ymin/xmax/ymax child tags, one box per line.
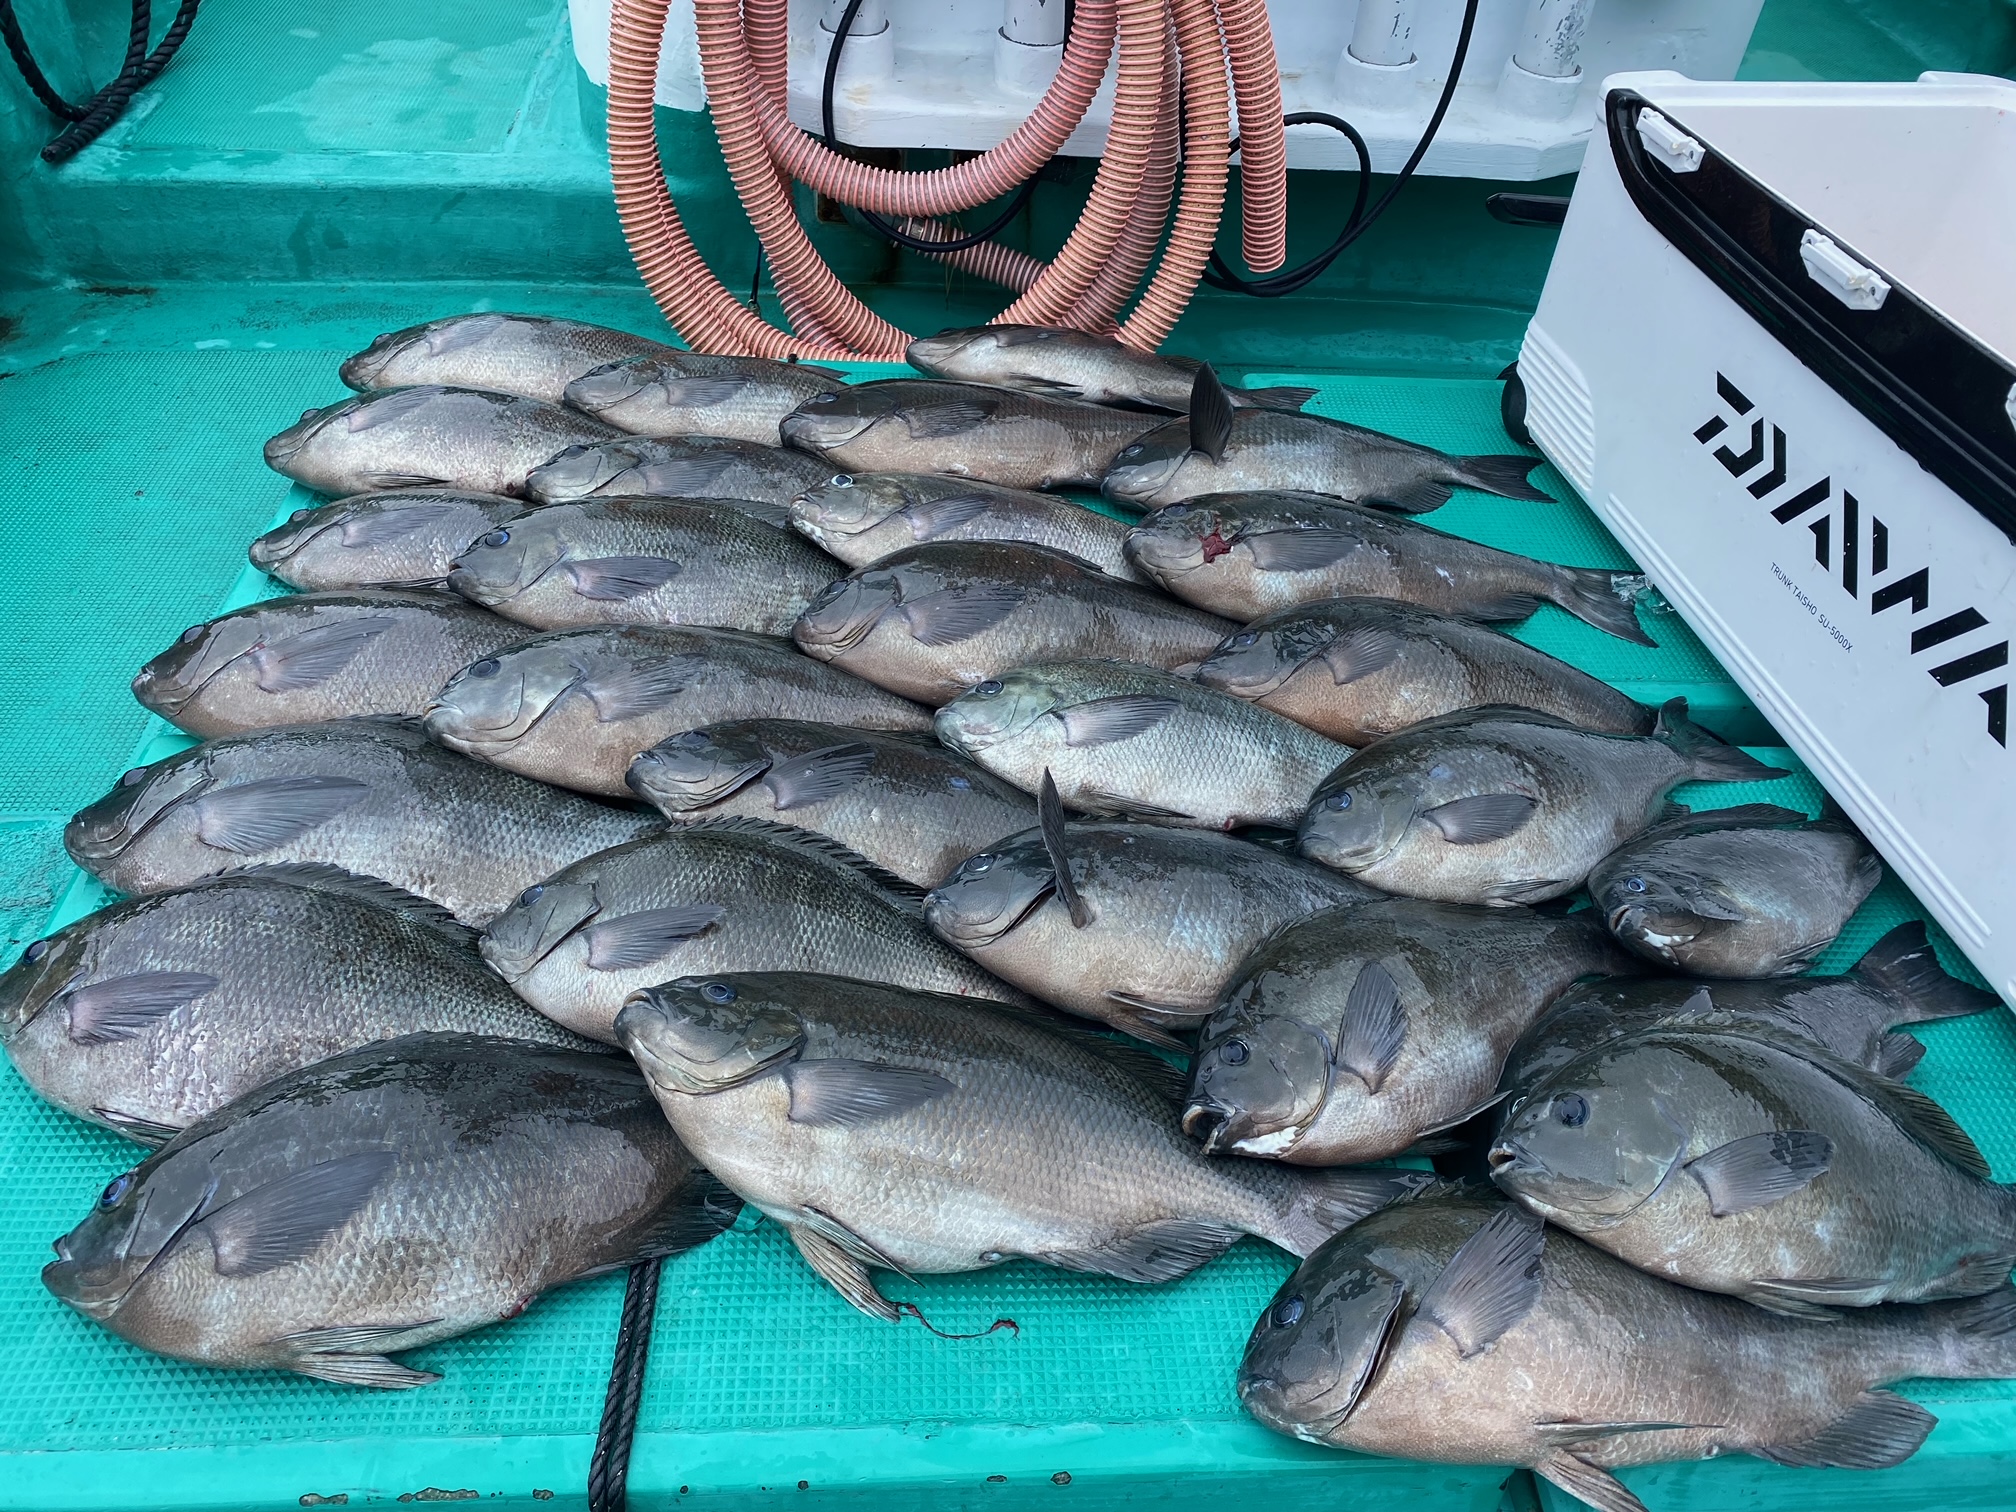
<box><xmin>64</xmin><ymin>718</ymin><xmax>660</xmax><ymax>924</ymax></box>
<box><xmin>1187</xmin><ymin>898</ymin><xmax>1636</xmax><ymax>1163</ymax></box>
<box><xmin>1491</xmin><ymin>1027</ymin><xmax>2016</xmax><ymax>1312</ymax></box>
<box><xmin>265</xmin><ymin>387</ymin><xmax>625</xmax><ymax>498</ymax></box>
<box><xmin>1240</xmin><ymin>1186</ymin><xmax>2016</xmax><ymax>1512</ymax></box>
<box><xmin>616</xmin><ymin>971</ymin><xmax>1426</xmax><ymax>1320</ymax></box>
<box><xmin>1</xmin><ymin>868</ymin><xmax>592</xmax><ymax>1141</ymax></box>
<box><xmin>444</xmin><ymin>499</ymin><xmax>839</xmax><ymax>636</ymax></box>
<box><xmin>480</xmin><ymin>819</ymin><xmax>1024</xmax><ymax>1042</ymax></box>
<box><xmin>1123</xmin><ymin>492</ymin><xmax>1652</xmax><ymax>643</ymax></box>
<box><xmin>1195</xmin><ymin>598</ymin><xmax>1653</xmax><ymax>744</ymax></box>
<box><xmin>907</xmin><ymin>325</ymin><xmax>1316</xmax><ymax>413</ymax></box>
<box><xmin>132</xmin><ymin>592</ymin><xmax>527</xmax><ymax>738</ymax></box>
<box><xmin>1588</xmin><ymin>805</ymin><xmax>1882</xmax><ymax>978</ymax></box>
<box><xmin>339</xmin><ymin>313</ymin><xmax>681</xmax><ymax>404</ymax></box>
<box><xmin>791</xmin><ymin>541</ymin><xmax>1232</xmax><ymax>705</ymax></box>
<box><xmin>525</xmin><ymin>435</ymin><xmax>833</xmax><ymax>512</ymax></box>
<box><xmin>249</xmin><ymin>489</ymin><xmax>531</xmax><ymax>591</ymax></box>
<box><xmin>1298</xmin><ymin>701</ymin><xmax>1787</xmax><ymax>906</ymax></box>
<box><xmin>626</xmin><ymin>720</ymin><xmax>1033</xmax><ymax>887</ymax></box>
<box><xmin>935</xmin><ymin>660</ymin><xmax>1353</xmax><ymax>829</ymax></box>
<box><xmin>1103</xmin><ymin>366</ymin><xmax>1552</xmax><ymax>511</ymax></box>
<box><xmin>44</xmin><ymin>1034</ymin><xmax>737</xmax><ymax>1386</ymax></box>
<box><xmin>565</xmin><ymin>354</ymin><xmax>849</xmax><ymax>445</ymax></box>
<box><xmin>790</xmin><ymin>472</ymin><xmax>1143</xmax><ymax>581</ymax></box>
<box><xmin>780</xmin><ymin>379</ymin><xmax>1160</xmax><ymax>490</ymax></box>
<box><xmin>423</xmin><ymin>625</ymin><xmax>930</xmax><ymax>797</ymax></box>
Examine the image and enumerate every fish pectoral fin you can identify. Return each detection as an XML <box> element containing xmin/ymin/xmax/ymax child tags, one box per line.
<box><xmin>193</xmin><ymin>776</ymin><xmax>372</xmax><ymax>854</ymax></box>
<box><xmin>1100</xmin><ymin>989</ymin><xmax>1205</xmax><ymax>1025</ymax></box>
<box><xmin>1684</xmin><ymin>1130</ymin><xmax>1834</xmax><ymax>1218</ymax></box>
<box><xmin>198</xmin><ymin>1151</ymin><xmax>397</xmax><ymax>1278</ymax></box>
<box><xmin>1318</xmin><ymin>626</ymin><xmax>1404</xmax><ymax>686</ymax></box>
<box><xmin>631</xmin><ymin>1172</ymin><xmax>744</xmax><ymax>1257</ymax></box>
<box><xmin>902</xmin><ymin>401</ymin><xmax>1001</xmax><ymax>439</ymax></box>
<box><xmin>784</xmin><ymin>1060</ymin><xmax>956</xmax><ymax>1127</ymax></box>
<box><xmin>91</xmin><ymin>1107</ymin><xmax>182</xmax><ymax>1145</ymax></box>
<box><xmin>281</xmin><ymin>1321</ymin><xmax>442</xmax><ymax>1354</ymax></box>
<box><xmin>1532</xmin><ymin>1421</ymin><xmax>1715</xmax><ymax>1448</ymax></box>
<box><xmin>362</xmin><ymin>473</ymin><xmax>451</xmax><ymax>490</ymax></box>
<box><xmin>1058</xmin><ymin>695</ymin><xmax>1180</xmax><ymax>748</ymax></box>
<box><xmin>1656</xmin><ymin>873</ymin><xmax>1751</xmax><ymax>923</ymax></box>
<box><xmin>657</xmin><ymin>376</ymin><xmax>752</xmax><ymax>409</ymax></box>
<box><xmin>1186</xmin><ymin>365</ymin><xmax>1235</xmax><ymax>463</ymax></box>
<box><xmin>1334</xmin><ymin>961</ymin><xmax>1405</xmax><ymax>1094</ymax></box>
<box><xmin>583</xmin><ymin>654</ymin><xmax>705</xmax><ymax>722</ymax></box>
<box><xmin>1739</xmin><ymin>1282</ymin><xmax>1853</xmax><ymax>1319</ymax></box>
<box><xmin>1243</xmin><ymin>529</ymin><xmax>1360</xmax><ymax>573</ymax></box>
<box><xmin>1078</xmin><ymin>790</ymin><xmax>1194</xmax><ymax>821</ymax></box>
<box><xmin>251</xmin><ymin>617</ymin><xmax>395</xmax><ymax>692</ymax></box>
<box><xmin>1037</xmin><ymin>1218</ymin><xmax>1243</xmax><ymax>1284</ymax></box>
<box><xmin>898</xmin><ymin>585</ymin><xmax>1026</xmax><ymax>647</ymax></box>
<box><xmin>789</xmin><ymin>1210</ymin><xmax>904</xmax><ymax>1322</ymax></box>
<box><xmin>1480</xmin><ymin>878</ymin><xmax>1570</xmax><ymax>906</ymax></box>
<box><xmin>565</xmin><ymin>555</ymin><xmax>684</xmax><ymax>601</ymax></box>
<box><xmin>1362</xmin><ymin>479</ymin><xmax>1454</xmax><ymax>515</ymax></box>
<box><xmin>1416</xmin><ymin>1087</ymin><xmax>1514</xmax><ymax>1140</ymax></box>
<box><xmin>338</xmin><ymin>503</ymin><xmax>455</xmax><ymax>546</ymax></box>
<box><xmin>901</xmin><ymin>494</ymin><xmax>995</xmax><ymax>541</ymax></box>
<box><xmin>1421</xmin><ymin>793</ymin><xmax>1538</xmax><ymax>845</ymax></box>
<box><xmin>1038</xmin><ymin>770</ymin><xmax>1092</xmax><ymax>928</ymax></box>
<box><xmin>1533</xmin><ymin>1450</ymin><xmax>1650</xmax><ymax>1512</ymax></box>
<box><xmin>62</xmin><ymin>972</ymin><xmax>220</xmax><ymax>1045</ymax></box>
<box><xmin>1417</xmin><ymin>1204</ymin><xmax>1546</xmax><ymax>1358</ymax></box>
<box><xmin>1099</xmin><ymin>992</ymin><xmax>1203</xmax><ymax>1051</ymax></box>
<box><xmin>764</xmin><ymin>742</ymin><xmax>877</xmax><ymax>810</ymax></box>
<box><xmin>583</xmin><ymin>904</ymin><xmax>727</xmax><ymax>970</ymax></box>
<box><xmin>1755</xmin><ymin>1389</ymin><xmax>1937</xmax><ymax>1470</ymax></box>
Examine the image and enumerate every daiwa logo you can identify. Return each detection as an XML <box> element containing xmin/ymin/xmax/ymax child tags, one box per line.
<box><xmin>1694</xmin><ymin>373</ymin><xmax>2008</xmax><ymax>748</ymax></box>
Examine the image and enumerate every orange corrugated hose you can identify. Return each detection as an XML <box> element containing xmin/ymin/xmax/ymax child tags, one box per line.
<box><xmin>604</xmin><ymin>0</ymin><xmax>1287</xmax><ymax>357</ymax></box>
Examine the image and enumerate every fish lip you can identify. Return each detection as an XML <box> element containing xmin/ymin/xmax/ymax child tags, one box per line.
<box><xmin>40</xmin><ymin>1259</ymin><xmax>125</xmax><ymax>1321</ymax></box>
<box><xmin>1181</xmin><ymin>1097</ymin><xmax>1233</xmax><ymax>1149</ymax></box>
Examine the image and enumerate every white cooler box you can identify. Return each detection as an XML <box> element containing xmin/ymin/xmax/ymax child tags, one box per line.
<box><xmin>1518</xmin><ymin>71</ymin><xmax>2016</xmax><ymax>1006</ymax></box>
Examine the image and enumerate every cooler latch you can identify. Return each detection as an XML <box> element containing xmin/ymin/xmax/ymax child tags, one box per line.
<box><xmin>1798</xmin><ymin>230</ymin><xmax>1892</xmax><ymax>311</ymax></box>
<box><xmin>1635</xmin><ymin>109</ymin><xmax>1703</xmax><ymax>173</ymax></box>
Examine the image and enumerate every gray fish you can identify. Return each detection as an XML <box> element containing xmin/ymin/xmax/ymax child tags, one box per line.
<box><xmin>1588</xmin><ymin>806</ymin><xmax>1882</xmax><ymax>978</ymax></box>
<box><xmin>1103</xmin><ymin>365</ymin><xmax>1552</xmax><ymax>511</ymax></box>
<box><xmin>480</xmin><ymin>820</ymin><xmax>1024</xmax><ymax>1042</ymax></box>
<box><xmin>1</xmin><ymin>867</ymin><xmax>592</xmax><ymax>1143</ymax></box>
<box><xmin>626</xmin><ymin>720</ymin><xmax>1033</xmax><ymax>887</ymax></box>
<box><xmin>1299</xmin><ymin>702</ymin><xmax>1787</xmax><ymax>906</ymax></box>
<box><xmin>249</xmin><ymin>489</ymin><xmax>531</xmax><ymax>591</ymax></box>
<box><xmin>444</xmin><ymin>499</ymin><xmax>839</xmax><ymax>636</ymax></box>
<box><xmin>1491</xmin><ymin>1027</ymin><xmax>2016</xmax><ymax>1312</ymax></box>
<box><xmin>264</xmin><ymin>387</ymin><xmax>625</xmax><ymax>498</ymax></box>
<box><xmin>64</xmin><ymin>718</ymin><xmax>659</xmax><ymax>924</ymax></box>
<box><xmin>44</xmin><ymin>1033</ymin><xmax>736</xmax><ymax>1387</ymax></box>
<box><xmin>1123</xmin><ymin>493</ymin><xmax>1652</xmax><ymax>643</ymax></box>
<box><xmin>1499</xmin><ymin>921</ymin><xmax>1999</xmax><ymax>1099</ymax></box>
<box><xmin>780</xmin><ymin>379</ymin><xmax>1160</xmax><ymax>490</ymax></box>
<box><xmin>132</xmin><ymin>591</ymin><xmax>527</xmax><ymax>738</ymax></box>
<box><xmin>526</xmin><ymin>435</ymin><xmax>833</xmax><ymax>512</ymax></box>
<box><xmin>565</xmin><ymin>354</ymin><xmax>849</xmax><ymax>445</ymax></box>
<box><xmin>1187</xmin><ymin>899</ymin><xmax>1635</xmax><ymax>1164</ymax></box>
<box><xmin>924</xmin><ymin>806</ymin><xmax>1378</xmax><ymax>1047</ymax></box>
<box><xmin>789</xmin><ymin>472</ymin><xmax>1143</xmax><ymax>581</ymax></box>
<box><xmin>791</xmin><ymin>541</ymin><xmax>1232</xmax><ymax>705</ymax></box>
<box><xmin>616</xmin><ymin>971</ymin><xmax>1425</xmax><ymax>1321</ymax></box>
<box><xmin>1196</xmin><ymin>598</ymin><xmax>1653</xmax><ymax>745</ymax></box>
<box><xmin>907</xmin><ymin>325</ymin><xmax>1316</xmax><ymax>413</ymax></box>
<box><xmin>423</xmin><ymin>625</ymin><xmax>929</xmax><ymax>797</ymax></box>
<box><xmin>935</xmin><ymin>660</ymin><xmax>1352</xmax><ymax>829</ymax></box>
<box><xmin>339</xmin><ymin>313</ymin><xmax>681</xmax><ymax>403</ymax></box>
<box><xmin>1239</xmin><ymin>1186</ymin><xmax>2016</xmax><ymax>1512</ymax></box>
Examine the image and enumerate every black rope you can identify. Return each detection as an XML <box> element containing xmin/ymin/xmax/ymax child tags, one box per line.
<box><xmin>0</xmin><ymin>0</ymin><xmax>90</xmax><ymax>118</ymax></box>
<box><xmin>0</xmin><ymin>0</ymin><xmax>202</xmax><ymax>164</ymax></box>
<box><xmin>587</xmin><ymin>1257</ymin><xmax>663</xmax><ymax>1512</ymax></box>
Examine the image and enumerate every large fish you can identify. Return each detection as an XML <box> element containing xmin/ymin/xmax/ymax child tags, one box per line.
<box><xmin>132</xmin><ymin>592</ymin><xmax>526</xmax><ymax>738</ymax></box>
<box><xmin>617</xmin><ymin>971</ymin><xmax>1425</xmax><ymax>1320</ymax></box>
<box><xmin>249</xmin><ymin>489</ymin><xmax>531</xmax><ymax>591</ymax></box>
<box><xmin>480</xmin><ymin>820</ymin><xmax>1024</xmax><ymax>1042</ymax></box>
<box><xmin>1186</xmin><ymin>898</ymin><xmax>1635</xmax><ymax>1164</ymax></box>
<box><xmin>564</xmin><ymin>354</ymin><xmax>849</xmax><ymax>444</ymax></box>
<box><xmin>1238</xmin><ymin>1186</ymin><xmax>2016</xmax><ymax>1512</ymax></box>
<box><xmin>1103</xmin><ymin>366</ymin><xmax>1552</xmax><ymax>511</ymax></box>
<box><xmin>525</xmin><ymin>436</ymin><xmax>833</xmax><ymax>510</ymax></box>
<box><xmin>791</xmin><ymin>541</ymin><xmax>1232</xmax><ymax>705</ymax></box>
<box><xmin>626</xmin><ymin>720</ymin><xmax>1033</xmax><ymax>887</ymax></box>
<box><xmin>443</xmin><ymin>498</ymin><xmax>838</xmax><ymax>636</ymax></box>
<box><xmin>64</xmin><ymin>718</ymin><xmax>659</xmax><ymax>924</ymax></box>
<box><xmin>923</xmin><ymin>798</ymin><xmax>1378</xmax><ymax>1047</ymax></box>
<box><xmin>43</xmin><ymin>1034</ymin><xmax>737</xmax><ymax>1386</ymax></box>
<box><xmin>779</xmin><ymin>379</ymin><xmax>1159</xmax><ymax>490</ymax></box>
<box><xmin>1298</xmin><ymin>702</ymin><xmax>1787</xmax><ymax>905</ymax></box>
<box><xmin>423</xmin><ymin>625</ymin><xmax>929</xmax><ymax>797</ymax></box>
<box><xmin>907</xmin><ymin>325</ymin><xmax>1315</xmax><ymax>413</ymax></box>
<box><xmin>1</xmin><ymin>868</ymin><xmax>591</xmax><ymax>1143</ymax></box>
<box><xmin>935</xmin><ymin>660</ymin><xmax>1352</xmax><ymax>829</ymax></box>
<box><xmin>1122</xmin><ymin>493</ymin><xmax>1652</xmax><ymax>643</ymax></box>
<box><xmin>1587</xmin><ymin>805</ymin><xmax>1882</xmax><ymax>977</ymax></box>
<box><xmin>1195</xmin><ymin>598</ymin><xmax>1652</xmax><ymax>744</ymax></box>
<box><xmin>789</xmin><ymin>472</ymin><xmax>1142</xmax><ymax>581</ymax></box>
<box><xmin>1491</xmin><ymin>1027</ymin><xmax>2016</xmax><ymax>1312</ymax></box>
<box><xmin>338</xmin><ymin>312</ymin><xmax>680</xmax><ymax>403</ymax></box>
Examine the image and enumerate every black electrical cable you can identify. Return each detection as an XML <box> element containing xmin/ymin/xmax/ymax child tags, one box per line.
<box><xmin>0</xmin><ymin>0</ymin><xmax>202</xmax><ymax>164</ymax></box>
<box><xmin>586</xmin><ymin>1257</ymin><xmax>663</xmax><ymax>1512</ymax></box>
<box><xmin>1205</xmin><ymin>0</ymin><xmax>1480</xmax><ymax>298</ymax></box>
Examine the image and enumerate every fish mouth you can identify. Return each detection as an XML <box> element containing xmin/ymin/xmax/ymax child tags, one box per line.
<box><xmin>41</xmin><ymin>1257</ymin><xmax>128</xmax><ymax>1321</ymax></box>
<box><xmin>1183</xmin><ymin>1098</ymin><xmax>1306</xmax><ymax>1157</ymax></box>
<box><xmin>1606</xmin><ymin>904</ymin><xmax>1703</xmax><ymax>951</ymax></box>
<box><xmin>1182</xmin><ymin>1096</ymin><xmax>1235</xmax><ymax>1150</ymax></box>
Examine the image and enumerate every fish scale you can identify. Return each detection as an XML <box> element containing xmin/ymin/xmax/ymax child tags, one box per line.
<box><xmin>564</xmin><ymin>353</ymin><xmax>848</xmax><ymax>444</ymax></box>
<box><xmin>250</xmin><ymin>490</ymin><xmax>533</xmax><ymax>591</ymax></box>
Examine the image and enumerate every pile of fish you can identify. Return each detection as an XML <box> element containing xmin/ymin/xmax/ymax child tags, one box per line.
<box><xmin>7</xmin><ymin>310</ymin><xmax>2008</xmax><ymax>1512</ymax></box>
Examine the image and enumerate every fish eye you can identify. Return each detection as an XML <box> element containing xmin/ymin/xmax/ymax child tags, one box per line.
<box><xmin>964</xmin><ymin>854</ymin><xmax>995</xmax><ymax>876</ymax></box>
<box><xmin>831</xmin><ymin>475</ymin><xmax>853</xmax><ymax>488</ymax></box>
<box><xmin>1624</xmin><ymin>876</ymin><xmax>1647</xmax><ymax>893</ymax></box>
<box><xmin>973</xmin><ymin>679</ymin><xmax>1003</xmax><ymax>697</ymax></box>
<box><xmin>289</xmin><ymin>507</ymin><xmax>313</xmax><ymax>522</ymax></box>
<box><xmin>468</xmin><ymin>658</ymin><xmax>501</xmax><ymax>679</ymax></box>
<box><xmin>1118</xmin><ymin>446</ymin><xmax>1142</xmax><ymax>459</ymax></box>
<box><xmin>1220</xmin><ymin>1038</ymin><xmax>1250</xmax><ymax>1066</ymax></box>
<box><xmin>478</xmin><ymin>529</ymin><xmax>510</xmax><ymax>548</ymax></box>
<box><xmin>299</xmin><ymin>407</ymin><xmax>318</xmax><ymax>422</ymax></box>
<box><xmin>702</xmin><ymin>981</ymin><xmax>737</xmax><ymax>1003</ymax></box>
<box><xmin>22</xmin><ymin>939</ymin><xmax>50</xmax><ymax>964</ymax></box>
<box><xmin>519</xmin><ymin>884</ymin><xmax>544</xmax><ymax>906</ymax></box>
<box><xmin>98</xmin><ymin>1172</ymin><xmax>134</xmax><ymax>1209</ymax></box>
<box><xmin>1270</xmin><ymin>1294</ymin><xmax>1304</xmax><ymax>1328</ymax></box>
<box><xmin>806</xmin><ymin>393</ymin><xmax>836</xmax><ymax>406</ymax></box>
<box><xmin>1323</xmin><ymin>790</ymin><xmax>1352</xmax><ymax>811</ymax></box>
<box><xmin>1231</xmin><ymin>632</ymin><xmax>1258</xmax><ymax>647</ymax></box>
<box><xmin>947</xmin><ymin>775</ymin><xmax>971</xmax><ymax>791</ymax></box>
<box><xmin>1555</xmin><ymin>1093</ymin><xmax>1590</xmax><ymax>1128</ymax></box>
<box><xmin>119</xmin><ymin>767</ymin><xmax>149</xmax><ymax>788</ymax></box>
<box><xmin>178</xmin><ymin>624</ymin><xmax>205</xmax><ymax>644</ymax></box>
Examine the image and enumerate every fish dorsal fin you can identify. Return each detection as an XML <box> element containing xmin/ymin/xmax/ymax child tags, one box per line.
<box><xmin>215</xmin><ymin>863</ymin><xmax>475</xmax><ymax>944</ymax></box>
<box><xmin>1654</xmin><ymin>802</ymin><xmax>1811</xmax><ymax>835</ymax></box>
<box><xmin>1334</xmin><ymin>960</ymin><xmax>1405</xmax><ymax>1093</ymax></box>
<box><xmin>1188</xmin><ymin>364</ymin><xmax>1235</xmax><ymax>463</ymax></box>
<box><xmin>1038</xmin><ymin>770</ymin><xmax>1090</xmax><ymax>928</ymax></box>
<box><xmin>682</xmin><ymin>816</ymin><xmax>927</xmax><ymax>906</ymax></box>
<box><xmin>1418</xmin><ymin>1204</ymin><xmax>1545</xmax><ymax>1358</ymax></box>
<box><xmin>250</xmin><ymin>617</ymin><xmax>396</xmax><ymax>693</ymax></box>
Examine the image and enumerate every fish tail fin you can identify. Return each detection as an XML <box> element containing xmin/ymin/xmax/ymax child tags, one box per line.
<box><xmin>1274</xmin><ymin>1170</ymin><xmax>1435</xmax><ymax>1258</ymax></box>
<box><xmin>1452</xmin><ymin>453</ymin><xmax>1554</xmax><ymax>502</ymax></box>
<box><xmin>1852</xmin><ymin>920</ymin><xmax>2001</xmax><ymax>1025</ymax></box>
<box><xmin>1242</xmin><ymin>385</ymin><xmax>1318</xmax><ymax>412</ymax></box>
<box><xmin>1550</xmin><ymin>567</ymin><xmax>1657</xmax><ymax>646</ymax></box>
<box><xmin>1653</xmin><ymin>698</ymin><xmax>1791</xmax><ymax>784</ymax></box>
<box><xmin>1931</xmin><ymin>1286</ymin><xmax>2016</xmax><ymax>1379</ymax></box>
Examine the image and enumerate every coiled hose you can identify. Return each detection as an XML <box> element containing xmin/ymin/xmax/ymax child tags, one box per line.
<box><xmin>605</xmin><ymin>0</ymin><xmax>1287</xmax><ymax>358</ymax></box>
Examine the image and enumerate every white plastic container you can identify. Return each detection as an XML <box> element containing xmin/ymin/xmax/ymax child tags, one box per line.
<box><xmin>1518</xmin><ymin>70</ymin><xmax>2016</xmax><ymax>1005</ymax></box>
